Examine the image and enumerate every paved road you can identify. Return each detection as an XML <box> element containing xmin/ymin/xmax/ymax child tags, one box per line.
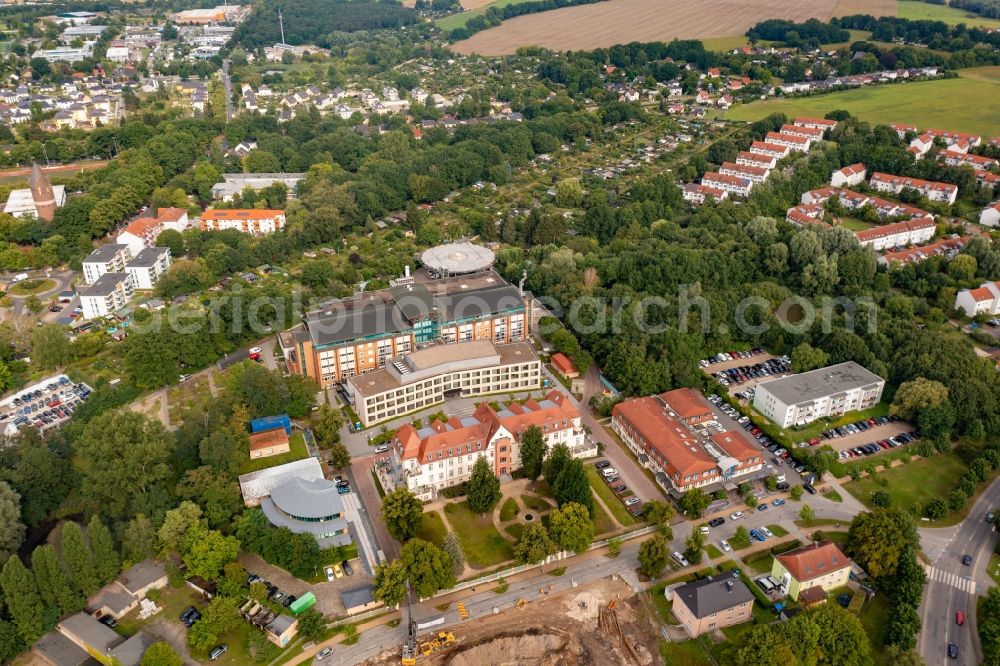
<box><xmin>0</xmin><ymin>269</ymin><xmax>75</xmax><ymax>318</ymax></box>
<box><xmin>579</xmin><ymin>365</ymin><xmax>666</xmax><ymax>504</ymax></box>
<box><xmin>918</xmin><ymin>478</ymin><xmax>1000</xmax><ymax>666</ymax></box>
<box><xmin>221</xmin><ymin>59</ymin><xmax>233</xmax><ymax>122</ymax></box>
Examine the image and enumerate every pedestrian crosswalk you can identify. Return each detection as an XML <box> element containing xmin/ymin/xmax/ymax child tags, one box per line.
<box><xmin>457</xmin><ymin>602</ymin><xmax>469</xmax><ymax>620</ymax></box>
<box><xmin>923</xmin><ymin>564</ymin><xmax>977</xmax><ymax>594</ymax></box>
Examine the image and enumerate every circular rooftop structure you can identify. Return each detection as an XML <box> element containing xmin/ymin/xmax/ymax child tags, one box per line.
<box><xmin>420</xmin><ymin>241</ymin><xmax>495</xmax><ymax>276</ymax></box>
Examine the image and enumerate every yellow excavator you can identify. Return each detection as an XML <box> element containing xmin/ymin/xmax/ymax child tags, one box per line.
<box><xmin>420</xmin><ymin>632</ymin><xmax>456</xmax><ymax>656</ymax></box>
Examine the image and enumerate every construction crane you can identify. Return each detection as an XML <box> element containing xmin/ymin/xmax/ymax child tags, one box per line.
<box><xmin>401</xmin><ymin>582</ymin><xmax>417</xmax><ymax>666</ymax></box>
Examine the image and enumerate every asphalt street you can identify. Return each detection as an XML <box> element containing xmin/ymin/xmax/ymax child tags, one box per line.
<box><xmin>918</xmin><ymin>477</ymin><xmax>1000</xmax><ymax>666</ymax></box>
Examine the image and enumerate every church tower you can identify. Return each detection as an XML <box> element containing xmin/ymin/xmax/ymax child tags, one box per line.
<box><xmin>29</xmin><ymin>163</ymin><xmax>56</xmax><ymax>222</ymax></box>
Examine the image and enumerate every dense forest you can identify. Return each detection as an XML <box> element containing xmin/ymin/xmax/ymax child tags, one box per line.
<box><xmin>950</xmin><ymin>0</ymin><xmax>1000</xmax><ymax>19</ymax></box>
<box><xmin>229</xmin><ymin>0</ymin><xmax>418</xmax><ymax>50</ymax></box>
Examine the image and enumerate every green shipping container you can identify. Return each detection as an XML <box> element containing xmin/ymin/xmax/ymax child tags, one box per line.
<box><xmin>290</xmin><ymin>592</ymin><xmax>316</xmax><ymax>615</ymax></box>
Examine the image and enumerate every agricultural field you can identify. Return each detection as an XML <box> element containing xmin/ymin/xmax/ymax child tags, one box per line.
<box><xmin>435</xmin><ymin>0</ymin><xmax>537</xmax><ymax>31</ymax></box>
<box><xmin>833</xmin><ymin>0</ymin><xmax>898</xmax><ymax>16</ymax></box>
<box><xmin>451</xmin><ymin>0</ymin><xmax>896</xmax><ymax>55</ymax></box>
<box><xmin>725</xmin><ymin>66</ymin><xmax>1000</xmax><ymax>139</ymax></box>
<box><xmin>897</xmin><ymin>0</ymin><xmax>1000</xmax><ymax>28</ymax></box>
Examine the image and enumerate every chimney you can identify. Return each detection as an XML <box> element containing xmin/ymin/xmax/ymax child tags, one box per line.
<box><xmin>726</xmin><ymin>580</ymin><xmax>733</xmax><ymax>592</ymax></box>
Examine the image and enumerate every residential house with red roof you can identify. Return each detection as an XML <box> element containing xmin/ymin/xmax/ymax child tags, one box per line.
<box><xmin>793</xmin><ymin>117</ymin><xmax>837</xmax><ymax>131</ymax></box>
<box><xmin>683</xmin><ymin>183</ymin><xmax>728</xmax><ymax>206</ymax></box>
<box><xmin>981</xmin><ymin>201</ymin><xmax>1000</xmax><ymax>228</ymax></box>
<box><xmin>201</xmin><ymin>208</ymin><xmax>286</xmax><ymax>234</ymax></box>
<box><xmin>870</xmin><ymin>172</ymin><xmax>958</xmax><ymax>204</ymax></box>
<box><xmin>771</xmin><ymin>541</ymin><xmax>852</xmax><ymax>602</ymax></box>
<box><xmin>117</xmin><ymin>207</ymin><xmax>189</xmax><ymax>256</ymax></box>
<box><xmin>830</xmin><ymin>163</ymin><xmax>866</xmax><ymax>187</ymax></box>
<box><xmin>955</xmin><ymin>281</ymin><xmax>1000</xmax><ymax>317</ymax></box>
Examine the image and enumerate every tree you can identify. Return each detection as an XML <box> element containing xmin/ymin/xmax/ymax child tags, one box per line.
<box><xmin>177</xmin><ymin>467</ymin><xmax>242</xmax><ymax>530</ymax></box>
<box><xmin>882</xmin><ymin>645</ymin><xmax>926</xmax><ymax>666</ymax></box>
<box><xmin>87</xmin><ymin>515</ymin><xmax>120</xmax><ymax>585</ymax></box>
<box><xmin>799</xmin><ymin>504</ymin><xmax>815</xmax><ymax>523</ymax></box>
<box><xmin>158</xmin><ymin>501</ymin><xmax>206</xmax><ymax>555</ymax></box>
<box><xmin>188</xmin><ymin>595</ymin><xmax>240</xmax><ymax>651</ymax></box>
<box><xmin>0</xmin><ymin>482</ymin><xmax>24</xmax><ymax>564</ymax></box>
<box><xmin>891</xmin><ymin>378</ymin><xmax>949</xmax><ymax>421</ymax></box>
<box><xmin>730</xmin><ymin>624</ymin><xmax>797</xmax><ymax>666</ymax></box>
<box><xmin>441</xmin><ymin>532</ymin><xmax>465</xmax><ymax>576</ymax></box>
<box><xmin>31</xmin><ymin>544</ymin><xmax>80</xmax><ymax>615</ymax></box>
<box><xmin>549</xmin><ymin>502</ymin><xmax>593</xmax><ymax>554</ymax></box>
<box><xmin>543</xmin><ymin>443</ymin><xmax>571</xmax><ymax>487</ymax></box>
<box><xmin>217</xmin><ymin>562</ymin><xmax>248</xmax><ymax>599</ymax></box>
<box><xmin>61</xmin><ymin>521</ymin><xmax>98</xmax><ymax>596</ymax></box>
<box><xmin>871</xmin><ymin>490</ymin><xmax>892</xmax><ymax>508</ymax></box>
<box><xmin>183</xmin><ymin>527</ymin><xmax>239</xmax><ymax>581</ymax></box>
<box><xmin>30</xmin><ymin>324</ymin><xmax>72</xmax><ymax>370</ymax></box>
<box><xmin>399</xmin><ymin>539</ymin><xmax>455</xmax><ymax>598</ymax></box>
<box><xmin>381</xmin><ymin>488</ymin><xmax>423</xmax><ymax>541</ymax></box>
<box><xmin>810</xmin><ymin>604</ymin><xmax>874</xmax><ymax>666</ymax></box>
<box><xmin>555</xmin><ymin>178</ymin><xmax>584</xmax><ymax>207</ymax></box>
<box><xmin>513</xmin><ymin>523</ymin><xmax>555</xmax><ymax>564</ymax></box>
<box><xmin>684</xmin><ymin>529</ymin><xmax>706</xmax><ymax>563</ymax></box>
<box><xmin>371</xmin><ymin>560</ymin><xmax>407</xmax><ymax>606</ymax></box>
<box><xmin>0</xmin><ymin>621</ymin><xmax>24</xmax><ymax>666</ymax></box>
<box><xmin>552</xmin><ymin>458</ymin><xmax>593</xmax><ymax>516</ymax></box>
<box><xmin>678</xmin><ymin>487</ymin><xmax>710</xmax><ymax>518</ymax></box>
<box><xmin>885</xmin><ymin>603</ymin><xmax>921</xmax><ymax>651</ymax></box>
<box><xmin>638</xmin><ymin>534</ymin><xmax>670</xmax><ymax>578</ymax></box>
<box><xmin>313</xmin><ymin>405</ymin><xmax>344</xmax><ymax>448</ymax></box>
<box><xmin>466</xmin><ymin>456</ymin><xmax>501</xmax><ymax>515</ymax></box>
<box><xmin>790</xmin><ymin>485</ymin><xmax>803</xmax><ymax>500</ymax></box>
<box><xmin>791</xmin><ymin>342</ymin><xmax>829</xmax><ymax>373</ymax></box>
<box><xmin>296</xmin><ymin>608</ymin><xmax>326</xmax><ymax>641</ymax></box>
<box><xmin>73</xmin><ymin>411</ymin><xmax>173</xmax><ymax>522</ymax></box>
<box><xmin>141</xmin><ymin>642</ymin><xmax>184</xmax><ymax>666</ymax></box>
<box><xmin>0</xmin><ymin>555</ymin><xmax>44</xmax><ymax>643</ymax></box>
<box><xmin>155</xmin><ymin>229</ymin><xmax>185</xmax><ymax>258</ymax></box>
<box><xmin>848</xmin><ymin>509</ymin><xmax>908</xmax><ymax>579</ymax></box>
<box><xmin>519</xmin><ymin>425</ymin><xmax>545</xmax><ymax>481</ymax></box>
<box><xmin>199</xmin><ymin>428</ymin><xmax>247</xmax><ymax>477</ymax></box>
<box><xmin>328</xmin><ymin>443</ymin><xmax>351</xmax><ymax>470</ymax></box>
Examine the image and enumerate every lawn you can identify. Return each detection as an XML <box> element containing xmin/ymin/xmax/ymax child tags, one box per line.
<box><xmin>898</xmin><ymin>0</ymin><xmax>1000</xmax><ymax>29</ymax></box>
<box><xmin>8</xmin><ymin>278</ymin><xmax>56</xmax><ymax>296</ymax></box>
<box><xmin>820</xmin><ymin>531</ymin><xmax>850</xmax><ymax>547</ymax></box>
<box><xmin>583</xmin><ymin>466</ymin><xmax>638</xmax><ymax>527</ymax></box>
<box><xmin>659</xmin><ymin>638</ymin><xmax>713</xmax><ymax>666</ymax></box>
<box><xmin>858</xmin><ymin>592</ymin><xmax>893</xmax><ymax>666</ymax></box>
<box><xmin>842</xmin><ymin>452</ymin><xmax>967</xmax><ymax>523</ymax></box>
<box><xmin>165</xmin><ymin>375</ymin><xmax>211</xmax><ymax>417</ymax></box>
<box><xmin>499</xmin><ymin>497</ymin><xmax>519</xmax><ymax>522</ymax></box>
<box><xmin>520</xmin><ymin>493</ymin><xmax>552</xmax><ymax>513</ymax></box>
<box><xmin>839</xmin><ymin>217</ymin><xmax>876</xmax><ymax>232</ymax></box>
<box><xmin>989</xmin><ymin>552</ymin><xmax>1000</xmax><ymax>588</ymax></box>
<box><xmin>699</xmin><ymin>35</ymin><xmax>751</xmax><ymax>51</ymax></box>
<box><xmin>416</xmin><ymin>511</ymin><xmax>447</xmax><ymax>546</ymax></box>
<box><xmin>726</xmin><ymin>67</ymin><xmax>1000</xmax><ymax>139</ymax></box>
<box><xmin>822</xmin><ymin>489</ymin><xmax>843</xmax><ymax>503</ymax></box>
<box><xmin>705</xmin><ymin>544</ymin><xmax>722</xmax><ymax>560</ymax></box>
<box><xmin>239</xmin><ymin>432</ymin><xmax>308</xmax><ymax>475</ymax></box>
<box><xmin>590</xmin><ymin>498</ymin><xmax>615</xmax><ymax>536</ymax></box>
<box><xmin>767</xmin><ymin>524</ymin><xmax>789</xmax><ymax>537</ymax></box>
<box><xmin>444</xmin><ymin>501</ymin><xmax>514</xmax><ymax>568</ymax></box>
<box><xmin>435</xmin><ymin>0</ymin><xmax>536</xmax><ymax>30</ymax></box>
<box><xmin>742</xmin><ymin>551</ymin><xmax>774</xmax><ymax>573</ymax></box>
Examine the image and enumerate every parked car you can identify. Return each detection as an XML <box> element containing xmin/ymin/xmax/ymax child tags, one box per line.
<box><xmin>708</xmin><ymin>517</ymin><xmax>725</xmax><ymax>527</ymax></box>
<box><xmin>282</xmin><ymin>595</ymin><xmax>296</xmax><ymax>607</ymax></box>
<box><xmin>333</xmin><ymin>564</ymin><xmax>345</xmax><ymax>579</ymax></box>
<box><xmin>209</xmin><ymin>645</ymin><xmax>228</xmax><ymax>661</ymax></box>
<box><xmin>316</xmin><ymin>647</ymin><xmax>334</xmax><ymax>661</ymax></box>
<box><xmin>948</xmin><ymin>643</ymin><xmax>959</xmax><ymax>659</ymax></box>
<box><xmin>719</xmin><ymin>540</ymin><xmax>732</xmax><ymax>552</ymax></box>
<box><xmin>342</xmin><ymin>560</ymin><xmax>353</xmax><ymax>576</ymax></box>
<box><xmin>803</xmin><ymin>484</ymin><xmax>817</xmax><ymax>494</ymax></box>
<box><xmin>325</xmin><ymin>567</ymin><xmax>335</xmax><ymax>582</ymax></box>
<box><xmin>594</xmin><ymin>460</ymin><xmax>611</xmax><ymax>469</ymax></box>
<box><xmin>760</xmin><ymin>526</ymin><xmax>774</xmax><ymax>538</ymax></box>
<box><xmin>772</xmin><ymin>499</ymin><xmax>785</xmax><ymax>506</ymax></box>
<box><xmin>730</xmin><ymin>511</ymin><xmax>744</xmax><ymax>521</ymax></box>
<box><xmin>624</xmin><ymin>497</ymin><xmax>640</xmax><ymax>507</ymax></box>
<box><xmin>98</xmin><ymin>615</ymin><xmax>117</xmax><ymax>628</ymax></box>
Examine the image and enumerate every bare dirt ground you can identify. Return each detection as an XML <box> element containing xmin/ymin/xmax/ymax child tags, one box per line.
<box><xmin>452</xmin><ymin>0</ymin><xmax>898</xmax><ymax>55</ymax></box>
<box><xmin>363</xmin><ymin>578</ymin><xmax>660</xmax><ymax>666</ymax></box>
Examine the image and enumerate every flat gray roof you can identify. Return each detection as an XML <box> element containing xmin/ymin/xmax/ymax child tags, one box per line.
<box><xmin>108</xmin><ymin>632</ymin><xmax>156</xmax><ymax>666</ymax></box>
<box><xmin>119</xmin><ymin>559</ymin><xmax>166</xmax><ymax>593</ymax></box>
<box><xmin>675</xmin><ymin>576</ymin><xmax>755</xmax><ymax>618</ymax></box>
<box><xmin>83</xmin><ymin>243</ymin><xmax>128</xmax><ymax>264</ymax></box>
<box><xmin>127</xmin><ymin>247</ymin><xmax>168</xmax><ymax>268</ymax></box>
<box><xmin>238</xmin><ymin>457</ymin><xmax>324</xmax><ymax>503</ymax></box>
<box><xmin>59</xmin><ymin>612</ymin><xmax>123</xmax><ymax>653</ymax></box>
<box><xmin>34</xmin><ymin>630</ymin><xmax>94</xmax><ymax>666</ymax></box>
<box><xmin>81</xmin><ymin>272</ymin><xmax>128</xmax><ymax>296</ymax></box>
<box><xmin>756</xmin><ymin>361</ymin><xmax>883</xmax><ymax>406</ymax></box>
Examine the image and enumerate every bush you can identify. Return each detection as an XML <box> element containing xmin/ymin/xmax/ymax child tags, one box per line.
<box><xmin>440</xmin><ymin>482</ymin><xmax>468</xmax><ymax>499</ymax></box>
<box><xmin>925</xmin><ymin>498</ymin><xmax>948</xmax><ymax>519</ymax></box>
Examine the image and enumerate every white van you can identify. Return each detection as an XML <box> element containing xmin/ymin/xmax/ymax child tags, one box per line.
<box><xmin>11</xmin><ymin>273</ymin><xmax>27</xmax><ymax>283</ymax></box>
<box><xmin>775</xmin><ymin>474</ymin><xmax>786</xmax><ymax>484</ymax></box>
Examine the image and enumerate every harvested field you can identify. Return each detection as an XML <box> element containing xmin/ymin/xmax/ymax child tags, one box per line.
<box><xmin>452</xmin><ymin>0</ymin><xmax>895</xmax><ymax>55</ymax></box>
<box><xmin>833</xmin><ymin>0</ymin><xmax>897</xmax><ymax>17</ymax></box>
<box><xmin>363</xmin><ymin>578</ymin><xmax>659</xmax><ymax>666</ymax></box>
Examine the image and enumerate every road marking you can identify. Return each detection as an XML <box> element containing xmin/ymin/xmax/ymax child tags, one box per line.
<box><xmin>923</xmin><ymin>564</ymin><xmax>977</xmax><ymax>594</ymax></box>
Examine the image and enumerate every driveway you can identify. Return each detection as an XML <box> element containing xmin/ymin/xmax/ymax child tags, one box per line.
<box><xmin>146</xmin><ymin>616</ymin><xmax>199</xmax><ymax>666</ymax></box>
<box><xmin>350</xmin><ymin>455</ymin><xmax>400</xmax><ymax>562</ymax></box>
<box><xmin>580</xmin><ymin>366</ymin><xmax>666</xmax><ymax>504</ymax></box>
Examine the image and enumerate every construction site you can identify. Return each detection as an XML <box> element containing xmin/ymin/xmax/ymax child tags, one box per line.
<box><xmin>365</xmin><ymin>577</ymin><xmax>662</xmax><ymax>666</ymax></box>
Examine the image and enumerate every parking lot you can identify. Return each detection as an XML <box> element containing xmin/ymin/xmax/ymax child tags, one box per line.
<box><xmin>238</xmin><ymin>553</ymin><xmax>371</xmax><ymax>618</ymax></box>
<box><xmin>796</xmin><ymin>416</ymin><xmax>918</xmax><ymax>459</ymax></box>
<box><xmin>0</xmin><ymin>373</ymin><xmax>92</xmax><ymax>434</ymax></box>
<box><xmin>700</xmin><ymin>350</ymin><xmax>792</xmax><ymax>397</ymax></box>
